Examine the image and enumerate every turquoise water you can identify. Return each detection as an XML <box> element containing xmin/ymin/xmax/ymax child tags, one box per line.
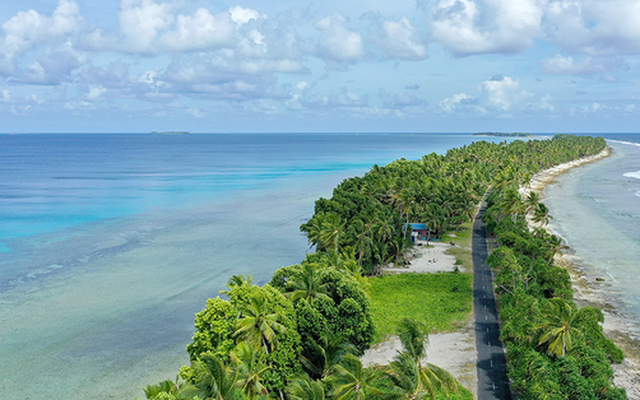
<box><xmin>0</xmin><ymin>133</ymin><xmax>510</xmax><ymax>400</ymax></box>
<box><xmin>544</xmin><ymin>134</ymin><xmax>640</xmax><ymax>339</ymax></box>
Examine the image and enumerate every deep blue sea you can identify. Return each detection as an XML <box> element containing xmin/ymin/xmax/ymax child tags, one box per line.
<box><xmin>544</xmin><ymin>133</ymin><xmax>640</xmax><ymax>339</ymax></box>
<box><xmin>0</xmin><ymin>133</ymin><xmax>516</xmax><ymax>400</ymax></box>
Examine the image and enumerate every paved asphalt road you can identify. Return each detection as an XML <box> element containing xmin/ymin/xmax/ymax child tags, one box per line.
<box><xmin>473</xmin><ymin>200</ymin><xmax>513</xmax><ymax>400</ymax></box>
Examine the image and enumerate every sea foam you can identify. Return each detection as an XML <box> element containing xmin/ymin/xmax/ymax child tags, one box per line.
<box><xmin>623</xmin><ymin>171</ymin><xmax>640</xmax><ymax>180</ymax></box>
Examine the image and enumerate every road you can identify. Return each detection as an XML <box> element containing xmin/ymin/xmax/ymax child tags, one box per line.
<box><xmin>473</xmin><ymin>199</ymin><xmax>512</xmax><ymax>400</ymax></box>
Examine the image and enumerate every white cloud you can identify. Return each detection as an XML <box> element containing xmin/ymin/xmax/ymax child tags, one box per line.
<box><xmin>373</xmin><ymin>17</ymin><xmax>427</xmax><ymax>60</ymax></box>
<box><xmin>544</xmin><ymin>0</ymin><xmax>640</xmax><ymax>55</ymax></box>
<box><xmin>315</xmin><ymin>13</ymin><xmax>365</xmax><ymax>62</ymax></box>
<box><xmin>19</xmin><ymin>41</ymin><xmax>85</xmax><ymax>84</ymax></box>
<box><xmin>187</xmin><ymin>107</ymin><xmax>204</xmax><ymax>118</ymax></box>
<box><xmin>0</xmin><ymin>0</ymin><xmax>84</xmax><ymax>72</ymax></box>
<box><xmin>229</xmin><ymin>6</ymin><xmax>265</xmax><ymax>26</ymax></box>
<box><xmin>440</xmin><ymin>75</ymin><xmax>543</xmax><ymax>115</ymax></box>
<box><xmin>1</xmin><ymin>89</ymin><xmax>11</xmax><ymax>103</ymax></box>
<box><xmin>161</xmin><ymin>8</ymin><xmax>236</xmax><ymax>52</ymax></box>
<box><xmin>439</xmin><ymin>93</ymin><xmax>477</xmax><ymax>113</ymax></box>
<box><xmin>540</xmin><ymin>54</ymin><xmax>627</xmax><ymax>76</ymax></box>
<box><xmin>118</xmin><ymin>0</ymin><xmax>175</xmax><ymax>53</ymax></box>
<box><xmin>86</xmin><ymin>84</ymin><xmax>107</xmax><ymax>100</ymax></box>
<box><xmin>431</xmin><ymin>0</ymin><xmax>543</xmax><ymax>56</ymax></box>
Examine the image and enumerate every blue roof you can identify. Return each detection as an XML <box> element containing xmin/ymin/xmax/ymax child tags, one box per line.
<box><xmin>407</xmin><ymin>223</ymin><xmax>428</xmax><ymax>230</ymax></box>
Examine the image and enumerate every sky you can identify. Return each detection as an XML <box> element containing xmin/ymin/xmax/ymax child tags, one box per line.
<box><xmin>1</xmin><ymin>0</ymin><xmax>639</xmax><ymax>133</ymax></box>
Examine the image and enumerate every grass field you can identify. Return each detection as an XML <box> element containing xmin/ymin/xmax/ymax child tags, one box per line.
<box><xmin>367</xmin><ymin>272</ymin><xmax>473</xmax><ymax>343</ymax></box>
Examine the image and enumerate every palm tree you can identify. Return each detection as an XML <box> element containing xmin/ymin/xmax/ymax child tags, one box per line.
<box><xmin>143</xmin><ymin>378</ymin><xmax>180</xmax><ymax>399</ymax></box>
<box><xmin>524</xmin><ymin>191</ymin><xmax>540</xmax><ymax>215</ymax></box>
<box><xmin>230</xmin><ymin>342</ymin><xmax>270</xmax><ymax>398</ymax></box>
<box><xmin>531</xmin><ymin>203</ymin><xmax>552</xmax><ymax>226</ymax></box>
<box><xmin>534</xmin><ymin>298</ymin><xmax>585</xmax><ymax>357</ymax></box>
<box><xmin>221</xmin><ymin>274</ymin><xmax>254</xmax><ymax>296</ymax></box>
<box><xmin>319</xmin><ymin>213</ymin><xmax>347</xmax><ymax>252</ymax></box>
<box><xmin>286</xmin><ymin>374</ymin><xmax>325</xmax><ymax>400</ymax></box>
<box><xmin>285</xmin><ymin>262</ymin><xmax>330</xmax><ymax>303</ymax></box>
<box><xmin>541</xmin><ymin>234</ymin><xmax>568</xmax><ymax>263</ymax></box>
<box><xmin>325</xmin><ymin>354</ymin><xmax>388</xmax><ymax>400</ymax></box>
<box><xmin>180</xmin><ymin>352</ymin><xmax>244</xmax><ymax>400</ymax></box>
<box><xmin>235</xmin><ymin>292</ymin><xmax>287</xmax><ymax>353</ymax></box>
<box><xmin>299</xmin><ymin>331</ymin><xmax>357</xmax><ymax>379</ymax></box>
<box><xmin>384</xmin><ymin>318</ymin><xmax>460</xmax><ymax>399</ymax></box>
<box><xmin>397</xmin><ymin>319</ymin><xmax>428</xmax><ymax>361</ymax></box>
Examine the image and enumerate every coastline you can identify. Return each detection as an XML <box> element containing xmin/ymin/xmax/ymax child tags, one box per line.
<box><xmin>519</xmin><ymin>146</ymin><xmax>640</xmax><ymax>398</ymax></box>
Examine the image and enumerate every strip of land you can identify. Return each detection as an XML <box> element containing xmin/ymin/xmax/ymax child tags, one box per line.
<box><xmin>519</xmin><ymin>146</ymin><xmax>640</xmax><ymax>399</ymax></box>
<box><xmin>362</xmin><ymin>240</ymin><xmax>478</xmax><ymax>397</ymax></box>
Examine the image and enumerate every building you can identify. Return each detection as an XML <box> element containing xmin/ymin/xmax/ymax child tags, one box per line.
<box><xmin>406</xmin><ymin>223</ymin><xmax>429</xmax><ymax>242</ymax></box>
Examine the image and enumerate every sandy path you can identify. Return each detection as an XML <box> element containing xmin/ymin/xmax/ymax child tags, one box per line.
<box><xmin>364</xmin><ymin>242</ymin><xmax>478</xmax><ymax>397</ymax></box>
<box><xmin>521</xmin><ymin>146</ymin><xmax>640</xmax><ymax>399</ymax></box>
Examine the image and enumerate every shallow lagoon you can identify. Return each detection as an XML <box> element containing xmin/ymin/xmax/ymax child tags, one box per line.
<box><xmin>1</xmin><ymin>133</ymin><xmax>503</xmax><ymax>399</ymax></box>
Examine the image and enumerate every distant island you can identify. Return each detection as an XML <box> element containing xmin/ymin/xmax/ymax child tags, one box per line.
<box><xmin>473</xmin><ymin>132</ymin><xmax>534</xmax><ymax>137</ymax></box>
<box><xmin>151</xmin><ymin>131</ymin><xmax>189</xmax><ymax>135</ymax></box>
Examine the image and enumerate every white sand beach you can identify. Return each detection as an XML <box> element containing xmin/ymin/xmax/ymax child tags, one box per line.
<box><xmin>364</xmin><ymin>242</ymin><xmax>478</xmax><ymax>397</ymax></box>
<box><xmin>520</xmin><ymin>146</ymin><xmax>640</xmax><ymax>399</ymax></box>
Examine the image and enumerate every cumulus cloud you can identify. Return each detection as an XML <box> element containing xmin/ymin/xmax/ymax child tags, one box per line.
<box><xmin>544</xmin><ymin>0</ymin><xmax>640</xmax><ymax>55</ymax></box>
<box><xmin>161</xmin><ymin>8</ymin><xmax>237</xmax><ymax>51</ymax></box>
<box><xmin>0</xmin><ymin>0</ymin><xmax>84</xmax><ymax>73</ymax></box>
<box><xmin>431</xmin><ymin>0</ymin><xmax>543</xmax><ymax>56</ymax></box>
<box><xmin>315</xmin><ymin>13</ymin><xmax>365</xmax><ymax>62</ymax></box>
<box><xmin>540</xmin><ymin>54</ymin><xmax>628</xmax><ymax>76</ymax></box>
<box><xmin>370</xmin><ymin>17</ymin><xmax>427</xmax><ymax>60</ymax></box>
<box><xmin>118</xmin><ymin>0</ymin><xmax>175</xmax><ymax>53</ymax></box>
<box><xmin>378</xmin><ymin>88</ymin><xmax>427</xmax><ymax>108</ymax></box>
<box><xmin>20</xmin><ymin>42</ymin><xmax>85</xmax><ymax>84</ymax></box>
<box><xmin>440</xmin><ymin>75</ymin><xmax>546</xmax><ymax>116</ymax></box>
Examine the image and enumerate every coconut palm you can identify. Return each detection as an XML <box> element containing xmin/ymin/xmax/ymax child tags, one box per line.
<box><xmin>319</xmin><ymin>213</ymin><xmax>347</xmax><ymax>252</ymax></box>
<box><xmin>235</xmin><ymin>292</ymin><xmax>287</xmax><ymax>353</ymax></box>
<box><xmin>534</xmin><ymin>297</ymin><xmax>585</xmax><ymax>357</ymax></box>
<box><xmin>221</xmin><ymin>274</ymin><xmax>254</xmax><ymax>296</ymax></box>
<box><xmin>325</xmin><ymin>354</ymin><xmax>388</xmax><ymax>400</ymax></box>
<box><xmin>286</xmin><ymin>374</ymin><xmax>325</xmax><ymax>400</ymax></box>
<box><xmin>531</xmin><ymin>203</ymin><xmax>553</xmax><ymax>226</ymax></box>
<box><xmin>385</xmin><ymin>318</ymin><xmax>460</xmax><ymax>399</ymax></box>
<box><xmin>180</xmin><ymin>352</ymin><xmax>244</xmax><ymax>400</ymax></box>
<box><xmin>285</xmin><ymin>262</ymin><xmax>330</xmax><ymax>303</ymax></box>
<box><xmin>524</xmin><ymin>191</ymin><xmax>540</xmax><ymax>215</ymax></box>
<box><xmin>143</xmin><ymin>378</ymin><xmax>180</xmax><ymax>399</ymax></box>
<box><xmin>299</xmin><ymin>331</ymin><xmax>357</xmax><ymax>379</ymax></box>
<box><xmin>230</xmin><ymin>342</ymin><xmax>270</xmax><ymax>398</ymax></box>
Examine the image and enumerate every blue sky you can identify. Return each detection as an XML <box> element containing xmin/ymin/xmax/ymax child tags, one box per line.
<box><xmin>1</xmin><ymin>0</ymin><xmax>639</xmax><ymax>133</ymax></box>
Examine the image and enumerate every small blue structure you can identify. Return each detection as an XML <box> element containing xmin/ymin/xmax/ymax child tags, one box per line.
<box><xmin>406</xmin><ymin>223</ymin><xmax>429</xmax><ymax>242</ymax></box>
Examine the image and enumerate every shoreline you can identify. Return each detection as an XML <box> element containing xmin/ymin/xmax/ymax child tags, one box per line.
<box><xmin>519</xmin><ymin>146</ymin><xmax>640</xmax><ymax>398</ymax></box>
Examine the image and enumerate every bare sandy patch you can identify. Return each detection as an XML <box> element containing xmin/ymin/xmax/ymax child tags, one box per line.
<box><xmin>361</xmin><ymin>320</ymin><xmax>478</xmax><ymax>398</ymax></box>
<box><xmin>383</xmin><ymin>241</ymin><xmax>459</xmax><ymax>274</ymax></box>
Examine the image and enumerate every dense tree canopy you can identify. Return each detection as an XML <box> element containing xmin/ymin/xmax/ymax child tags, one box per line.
<box><xmin>141</xmin><ymin>134</ymin><xmax>623</xmax><ymax>400</ymax></box>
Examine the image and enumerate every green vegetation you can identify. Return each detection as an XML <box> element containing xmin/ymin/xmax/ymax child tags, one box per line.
<box><xmin>483</xmin><ymin>156</ymin><xmax>627</xmax><ymax>398</ymax></box>
<box><xmin>368</xmin><ymin>274</ymin><xmax>472</xmax><ymax>342</ymax></box>
<box><xmin>140</xmin><ymin>133</ymin><xmax>624</xmax><ymax>400</ymax></box>
<box><xmin>473</xmin><ymin>132</ymin><xmax>534</xmax><ymax>137</ymax></box>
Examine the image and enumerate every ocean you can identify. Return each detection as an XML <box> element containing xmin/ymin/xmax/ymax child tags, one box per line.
<box><xmin>0</xmin><ymin>133</ymin><xmax>512</xmax><ymax>400</ymax></box>
<box><xmin>543</xmin><ymin>133</ymin><xmax>640</xmax><ymax>339</ymax></box>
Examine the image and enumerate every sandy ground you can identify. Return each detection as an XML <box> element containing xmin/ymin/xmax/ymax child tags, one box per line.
<box><xmin>521</xmin><ymin>146</ymin><xmax>640</xmax><ymax>399</ymax></box>
<box><xmin>383</xmin><ymin>241</ymin><xmax>459</xmax><ymax>274</ymax></box>
<box><xmin>364</xmin><ymin>242</ymin><xmax>478</xmax><ymax>398</ymax></box>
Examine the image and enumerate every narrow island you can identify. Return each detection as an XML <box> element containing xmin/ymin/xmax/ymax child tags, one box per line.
<box><xmin>139</xmin><ymin>135</ymin><xmax>628</xmax><ymax>400</ymax></box>
<box><xmin>473</xmin><ymin>132</ymin><xmax>534</xmax><ymax>137</ymax></box>
<box><xmin>151</xmin><ymin>131</ymin><xmax>190</xmax><ymax>135</ymax></box>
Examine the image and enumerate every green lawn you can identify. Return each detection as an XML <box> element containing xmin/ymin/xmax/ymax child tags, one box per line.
<box><xmin>367</xmin><ymin>272</ymin><xmax>473</xmax><ymax>343</ymax></box>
